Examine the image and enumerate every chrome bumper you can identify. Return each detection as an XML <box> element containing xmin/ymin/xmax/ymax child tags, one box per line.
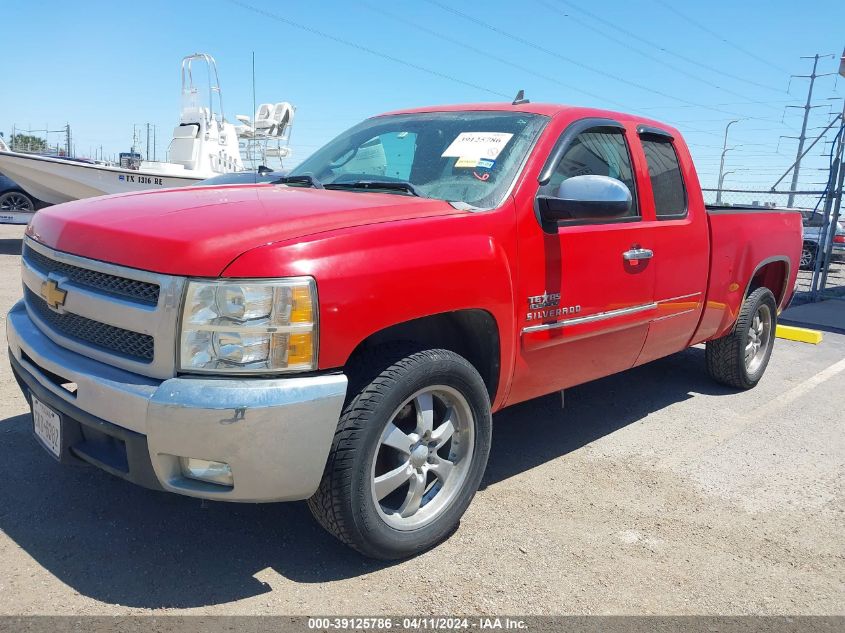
<box><xmin>7</xmin><ymin>300</ymin><xmax>348</xmax><ymax>502</ymax></box>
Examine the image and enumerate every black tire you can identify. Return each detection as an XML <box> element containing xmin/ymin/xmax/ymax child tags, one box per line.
<box><xmin>308</xmin><ymin>347</ymin><xmax>492</xmax><ymax>559</ymax></box>
<box><xmin>705</xmin><ymin>287</ymin><xmax>777</xmax><ymax>390</ymax></box>
<box><xmin>0</xmin><ymin>190</ymin><xmax>36</xmax><ymax>214</ymax></box>
<box><xmin>800</xmin><ymin>242</ymin><xmax>817</xmax><ymax>271</ymax></box>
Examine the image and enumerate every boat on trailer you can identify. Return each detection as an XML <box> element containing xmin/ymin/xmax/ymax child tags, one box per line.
<box><xmin>0</xmin><ymin>53</ymin><xmax>294</xmax><ymax>211</ymax></box>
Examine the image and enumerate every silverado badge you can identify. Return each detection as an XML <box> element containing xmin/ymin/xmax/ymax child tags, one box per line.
<box><xmin>526</xmin><ymin>291</ymin><xmax>580</xmax><ymax>321</ymax></box>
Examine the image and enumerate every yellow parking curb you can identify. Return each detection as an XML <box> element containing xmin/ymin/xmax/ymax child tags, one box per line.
<box><xmin>775</xmin><ymin>324</ymin><xmax>823</xmax><ymax>344</ymax></box>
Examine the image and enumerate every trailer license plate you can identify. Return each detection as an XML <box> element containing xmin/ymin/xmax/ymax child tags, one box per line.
<box><xmin>32</xmin><ymin>396</ymin><xmax>61</xmax><ymax>458</ymax></box>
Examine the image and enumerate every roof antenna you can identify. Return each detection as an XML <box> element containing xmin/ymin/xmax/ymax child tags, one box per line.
<box><xmin>512</xmin><ymin>89</ymin><xmax>529</xmax><ymax>105</ymax></box>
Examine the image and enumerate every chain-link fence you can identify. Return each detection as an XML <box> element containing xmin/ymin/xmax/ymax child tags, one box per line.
<box><xmin>701</xmin><ymin>188</ymin><xmax>827</xmax><ymax>211</ymax></box>
<box><xmin>701</xmin><ymin>188</ymin><xmax>845</xmax><ymax>302</ymax></box>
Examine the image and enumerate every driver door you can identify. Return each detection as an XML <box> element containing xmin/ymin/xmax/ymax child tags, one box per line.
<box><xmin>508</xmin><ymin>119</ymin><xmax>656</xmax><ymax>404</ymax></box>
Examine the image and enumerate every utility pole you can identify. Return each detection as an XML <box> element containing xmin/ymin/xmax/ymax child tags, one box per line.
<box><xmin>716</xmin><ymin>119</ymin><xmax>741</xmax><ymax>204</ymax></box>
<box><xmin>717</xmin><ymin>163</ymin><xmax>739</xmax><ymax>201</ymax></box>
<box><xmin>816</xmin><ymin>47</ymin><xmax>845</xmax><ymax>297</ymax></box>
<box><xmin>718</xmin><ymin>171</ymin><xmax>735</xmax><ymax>193</ymax></box>
<box><xmin>787</xmin><ymin>54</ymin><xmax>836</xmax><ymax>206</ymax></box>
<box><xmin>771</xmin><ymin>114</ymin><xmax>842</xmax><ymax>191</ymax></box>
<box><xmin>65</xmin><ymin>123</ymin><xmax>72</xmax><ymax>157</ymax></box>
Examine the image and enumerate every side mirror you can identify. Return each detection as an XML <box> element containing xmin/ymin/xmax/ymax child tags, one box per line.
<box><xmin>537</xmin><ymin>175</ymin><xmax>632</xmax><ymax>223</ymax></box>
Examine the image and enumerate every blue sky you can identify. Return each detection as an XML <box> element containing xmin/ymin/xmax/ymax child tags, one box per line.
<box><xmin>1</xmin><ymin>0</ymin><xmax>842</xmax><ymax>191</ymax></box>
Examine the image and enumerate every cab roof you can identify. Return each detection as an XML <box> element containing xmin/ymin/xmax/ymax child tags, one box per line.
<box><xmin>377</xmin><ymin>102</ymin><xmax>680</xmax><ymax>137</ymax></box>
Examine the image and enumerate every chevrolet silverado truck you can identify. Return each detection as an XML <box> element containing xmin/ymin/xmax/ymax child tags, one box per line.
<box><xmin>8</xmin><ymin>102</ymin><xmax>801</xmax><ymax>559</ymax></box>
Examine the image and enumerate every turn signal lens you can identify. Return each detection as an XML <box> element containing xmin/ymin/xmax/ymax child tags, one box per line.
<box><xmin>290</xmin><ymin>286</ymin><xmax>314</xmax><ymax>323</ymax></box>
<box><xmin>285</xmin><ymin>333</ymin><xmax>314</xmax><ymax>367</ymax></box>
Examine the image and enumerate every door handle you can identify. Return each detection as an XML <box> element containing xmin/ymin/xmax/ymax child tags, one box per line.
<box><xmin>623</xmin><ymin>248</ymin><xmax>654</xmax><ymax>261</ymax></box>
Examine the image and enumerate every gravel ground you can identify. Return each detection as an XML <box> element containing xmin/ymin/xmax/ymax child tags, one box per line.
<box><xmin>0</xmin><ymin>223</ymin><xmax>842</xmax><ymax>615</ymax></box>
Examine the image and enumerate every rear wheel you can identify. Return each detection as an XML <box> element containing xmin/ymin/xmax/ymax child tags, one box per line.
<box><xmin>308</xmin><ymin>347</ymin><xmax>492</xmax><ymax>559</ymax></box>
<box><xmin>705</xmin><ymin>287</ymin><xmax>777</xmax><ymax>389</ymax></box>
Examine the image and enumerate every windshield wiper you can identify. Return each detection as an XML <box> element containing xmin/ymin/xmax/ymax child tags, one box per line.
<box><xmin>274</xmin><ymin>174</ymin><xmax>324</xmax><ymax>189</ymax></box>
<box><xmin>324</xmin><ymin>180</ymin><xmax>421</xmax><ymax>197</ymax></box>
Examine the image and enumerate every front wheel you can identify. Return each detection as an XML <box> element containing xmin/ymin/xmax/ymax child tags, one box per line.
<box><xmin>705</xmin><ymin>287</ymin><xmax>777</xmax><ymax>390</ymax></box>
<box><xmin>308</xmin><ymin>348</ymin><xmax>492</xmax><ymax>559</ymax></box>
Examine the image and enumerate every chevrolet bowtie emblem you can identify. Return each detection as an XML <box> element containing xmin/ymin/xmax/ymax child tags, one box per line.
<box><xmin>40</xmin><ymin>279</ymin><xmax>67</xmax><ymax>309</ymax></box>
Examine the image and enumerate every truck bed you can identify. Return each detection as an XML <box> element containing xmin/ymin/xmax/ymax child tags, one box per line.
<box><xmin>693</xmin><ymin>206</ymin><xmax>802</xmax><ymax>344</ymax></box>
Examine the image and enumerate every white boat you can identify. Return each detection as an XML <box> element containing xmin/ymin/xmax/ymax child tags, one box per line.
<box><xmin>0</xmin><ymin>153</ymin><xmax>211</xmax><ymax>205</ymax></box>
<box><xmin>0</xmin><ymin>53</ymin><xmax>294</xmax><ymax>208</ymax></box>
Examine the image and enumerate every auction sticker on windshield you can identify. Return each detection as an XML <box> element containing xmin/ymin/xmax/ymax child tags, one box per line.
<box><xmin>32</xmin><ymin>396</ymin><xmax>61</xmax><ymax>458</ymax></box>
<box><xmin>442</xmin><ymin>132</ymin><xmax>513</xmax><ymax>160</ymax></box>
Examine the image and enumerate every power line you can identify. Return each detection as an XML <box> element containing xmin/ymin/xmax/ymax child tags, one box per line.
<box><xmin>651</xmin><ymin>0</ymin><xmax>792</xmax><ymax>75</ymax></box>
<box><xmin>637</xmin><ymin>100</ymin><xmax>799</xmax><ymax>111</ymax></box>
<box><xmin>555</xmin><ymin>0</ymin><xmax>788</xmax><ymax>97</ymax></box>
<box><xmin>545</xmin><ymin>0</ymin><xmax>767</xmax><ymax>105</ymax></box>
<box><xmin>423</xmin><ymin>0</ymin><xmax>783</xmax><ymax>120</ymax></box>
<box><xmin>226</xmin><ymin>0</ymin><xmax>511</xmax><ymax>100</ymax></box>
<box><xmin>227</xmin><ymin>0</ymin><xmax>728</xmax><ymax>145</ymax></box>
<box><xmin>362</xmin><ymin>1</ymin><xmax>754</xmax><ymax>140</ymax></box>
<box><xmin>695</xmin><ymin>155</ymin><xmax>793</xmax><ymax>159</ymax></box>
<box><xmin>421</xmin><ymin>0</ymin><xmax>689</xmax><ymax>106</ymax></box>
<box><xmin>671</xmin><ymin>117</ymin><xmax>788</xmax><ymax>124</ymax></box>
<box><xmin>785</xmin><ymin>55</ymin><xmax>837</xmax><ymax>205</ymax></box>
<box><xmin>359</xmin><ymin>1</ymin><xmax>628</xmax><ymax>108</ymax></box>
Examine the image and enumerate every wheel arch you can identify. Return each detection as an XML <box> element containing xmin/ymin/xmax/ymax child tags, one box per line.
<box><xmin>343</xmin><ymin>309</ymin><xmax>502</xmax><ymax>403</ymax></box>
<box><xmin>745</xmin><ymin>256</ymin><xmax>791</xmax><ymax>310</ymax></box>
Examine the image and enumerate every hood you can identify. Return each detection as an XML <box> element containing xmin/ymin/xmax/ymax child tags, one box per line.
<box><xmin>27</xmin><ymin>184</ymin><xmax>462</xmax><ymax>276</ymax></box>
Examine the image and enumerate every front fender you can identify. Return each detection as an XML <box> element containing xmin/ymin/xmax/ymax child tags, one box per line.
<box><xmin>222</xmin><ymin>208</ymin><xmax>518</xmax><ymax>391</ymax></box>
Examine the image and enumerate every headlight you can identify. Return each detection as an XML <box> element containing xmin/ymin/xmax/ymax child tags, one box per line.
<box><xmin>179</xmin><ymin>278</ymin><xmax>317</xmax><ymax>373</ymax></box>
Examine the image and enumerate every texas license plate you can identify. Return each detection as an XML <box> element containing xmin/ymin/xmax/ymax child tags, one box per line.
<box><xmin>32</xmin><ymin>396</ymin><xmax>61</xmax><ymax>458</ymax></box>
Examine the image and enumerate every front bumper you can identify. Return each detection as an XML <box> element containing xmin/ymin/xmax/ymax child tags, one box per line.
<box><xmin>7</xmin><ymin>300</ymin><xmax>348</xmax><ymax>502</ymax></box>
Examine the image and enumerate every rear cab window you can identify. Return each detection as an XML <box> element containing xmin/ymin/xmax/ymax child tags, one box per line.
<box><xmin>638</xmin><ymin>128</ymin><xmax>687</xmax><ymax>219</ymax></box>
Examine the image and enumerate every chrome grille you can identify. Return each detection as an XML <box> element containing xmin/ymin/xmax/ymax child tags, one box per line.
<box><xmin>21</xmin><ymin>237</ymin><xmax>185</xmax><ymax>379</ymax></box>
<box><xmin>23</xmin><ymin>244</ymin><xmax>160</xmax><ymax>306</ymax></box>
<box><xmin>25</xmin><ymin>288</ymin><xmax>154</xmax><ymax>363</ymax></box>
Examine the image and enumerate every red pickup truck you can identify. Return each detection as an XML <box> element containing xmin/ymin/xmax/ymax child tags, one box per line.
<box><xmin>9</xmin><ymin>102</ymin><xmax>801</xmax><ymax>559</ymax></box>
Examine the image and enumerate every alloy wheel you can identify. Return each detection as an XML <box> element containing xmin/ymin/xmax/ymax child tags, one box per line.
<box><xmin>800</xmin><ymin>246</ymin><xmax>814</xmax><ymax>268</ymax></box>
<box><xmin>370</xmin><ymin>385</ymin><xmax>475</xmax><ymax>530</ymax></box>
<box><xmin>0</xmin><ymin>192</ymin><xmax>35</xmax><ymax>213</ymax></box>
<box><xmin>745</xmin><ymin>303</ymin><xmax>772</xmax><ymax>373</ymax></box>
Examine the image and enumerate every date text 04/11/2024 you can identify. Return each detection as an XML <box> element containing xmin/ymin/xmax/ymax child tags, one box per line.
<box><xmin>306</xmin><ymin>617</ymin><xmax>528</xmax><ymax>630</ymax></box>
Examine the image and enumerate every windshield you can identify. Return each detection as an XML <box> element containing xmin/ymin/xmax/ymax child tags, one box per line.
<box><xmin>289</xmin><ymin>111</ymin><xmax>548</xmax><ymax>209</ymax></box>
